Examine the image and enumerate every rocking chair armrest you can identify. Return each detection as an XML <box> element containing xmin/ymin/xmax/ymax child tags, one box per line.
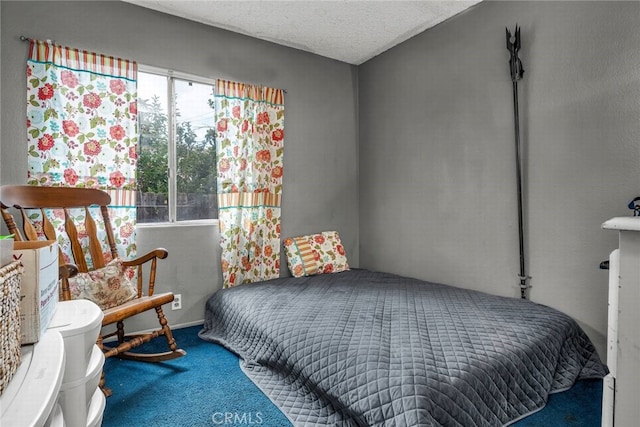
<box><xmin>121</xmin><ymin>249</ymin><xmax>168</xmax><ymax>297</ymax></box>
<box><xmin>122</xmin><ymin>248</ymin><xmax>168</xmax><ymax>267</ymax></box>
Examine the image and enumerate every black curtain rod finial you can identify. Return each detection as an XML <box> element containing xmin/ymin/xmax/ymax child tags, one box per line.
<box><xmin>506</xmin><ymin>25</ymin><xmax>525</xmax><ymax>82</ymax></box>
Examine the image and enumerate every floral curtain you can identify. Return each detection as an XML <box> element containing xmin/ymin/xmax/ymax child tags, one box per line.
<box><xmin>215</xmin><ymin>80</ymin><xmax>285</xmax><ymax>287</ymax></box>
<box><xmin>26</xmin><ymin>39</ymin><xmax>138</xmax><ymax>263</ymax></box>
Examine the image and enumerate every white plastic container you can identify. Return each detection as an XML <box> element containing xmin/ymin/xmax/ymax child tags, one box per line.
<box><xmin>0</xmin><ymin>330</ymin><xmax>65</xmax><ymax>427</ymax></box>
<box><xmin>58</xmin><ymin>344</ymin><xmax>104</xmax><ymax>427</ymax></box>
<box><xmin>44</xmin><ymin>403</ymin><xmax>66</xmax><ymax>427</ymax></box>
<box><xmin>48</xmin><ymin>299</ymin><xmax>104</xmax><ymax>384</ymax></box>
<box><xmin>86</xmin><ymin>387</ymin><xmax>107</xmax><ymax>427</ymax></box>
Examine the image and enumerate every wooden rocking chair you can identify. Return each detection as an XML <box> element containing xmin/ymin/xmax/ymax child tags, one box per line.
<box><xmin>0</xmin><ymin>185</ymin><xmax>186</xmax><ymax>396</ymax></box>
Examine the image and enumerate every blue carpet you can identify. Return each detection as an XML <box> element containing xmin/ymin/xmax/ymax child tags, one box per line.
<box><xmin>103</xmin><ymin>325</ymin><xmax>602</xmax><ymax>426</ymax></box>
<box><xmin>512</xmin><ymin>379</ymin><xmax>602</xmax><ymax>426</ymax></box>
<box><xmin>103</xmin><ymin>325</ymin><xmax>291</xmax><ymax>427</ymax></box>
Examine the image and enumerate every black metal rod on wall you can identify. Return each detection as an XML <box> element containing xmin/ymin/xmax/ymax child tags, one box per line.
<box><xmin>506</xmin><ymin>25</ymin><xmax>529</xmax><ymax>299</ymax></box>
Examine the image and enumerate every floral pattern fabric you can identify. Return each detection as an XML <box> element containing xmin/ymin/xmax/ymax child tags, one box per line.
<box><xmin>215</xmin><ymin>80</ymin><xmax>285</xmax><ymax>287</ymax></box>
<box><xmin>26</xmin><ymin>40</ymin><xmax>137</xmax><ymax>260</ymax></box>
<box><xmin>284</xmin><ymin>231</ymin><xmax>349</xmax><ymax>277</ymax></box>
<box><xmin>283</xmin><ymin>235</ymin><xmax>319</xmax><ymax>278</ymax></box>
<box><xmin>68</xmin><ymin>258</ymin><xmax>138</xmax><ymax>310</ymax></box>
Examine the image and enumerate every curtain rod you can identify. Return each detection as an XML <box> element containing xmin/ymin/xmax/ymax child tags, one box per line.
<box><xmin>20</xmin><ymin>35</ymin><xmax>57</xmax><ymax>44</ymax></box>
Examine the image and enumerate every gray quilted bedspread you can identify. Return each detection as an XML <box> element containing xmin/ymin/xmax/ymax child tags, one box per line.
<box><xmin>198</xmin><ymin>269</ymin><xmax>607</xmax><ymax>426</ymax></box>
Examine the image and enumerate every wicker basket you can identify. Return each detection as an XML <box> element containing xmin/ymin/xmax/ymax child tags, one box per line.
<box><xmin>0</xmin><ymin>261</ymin><xmax>23</xmax><ymax>395</ymax></box>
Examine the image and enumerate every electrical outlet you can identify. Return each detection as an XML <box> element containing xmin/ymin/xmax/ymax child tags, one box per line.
<box><xmin>172</xmin><ymin>294</ymin><xmax>182</xmax><ymax>310</ymax></box>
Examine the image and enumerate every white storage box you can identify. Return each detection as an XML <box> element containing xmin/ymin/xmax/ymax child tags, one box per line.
<box><xmin>48</xmin><ymin>299</ymin><xmax>104</xmax><ymax>384</ymax></box>
<box><xmin>0</xmin><ymin>329</ymin><xmax>65</xmax><ymax>427</ymax></box>
<box><xmin>44</xmin><ymin>403</ymin><xmax>65</xmax><ymax>427</ymax></box>
<box><xmin>58</xmin><ymin>344</ymin><xmax>104</xmax><ymax>427</ymax></box>
<box><xmin>87</xmin><ymin>386</ymin><xmax>107</xmax><ymax>427</ymax></box>
<box><xmin>13</xmin><ymin>240</ymin><xmax>59</xmax><ymax>344</ymax></box>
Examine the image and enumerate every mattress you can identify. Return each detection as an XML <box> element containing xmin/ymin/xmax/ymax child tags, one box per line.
<box><xmin>199</xmin><ymin>269</ymin><xmax>607</xmax><ymax>426</ymax></box>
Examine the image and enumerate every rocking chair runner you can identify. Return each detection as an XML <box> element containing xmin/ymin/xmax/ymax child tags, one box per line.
<box><xmin>0</xmin><ymin>185</ymin><xmax>186</xmax><ymax>396</ymax></box>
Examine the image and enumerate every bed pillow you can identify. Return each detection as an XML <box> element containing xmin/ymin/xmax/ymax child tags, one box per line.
<box><xmin>68</xmin><ymin>258</ymin><xmax>138</xmax><ymax>310</ymax></box>
<box><xmin>284</xmin><ymin>231</ymin><xmax>349</xmax><ymax>277</ymax></box>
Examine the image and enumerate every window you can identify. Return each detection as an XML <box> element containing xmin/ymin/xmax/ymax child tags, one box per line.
<box><xmin>137</xmin><ymin>67</ymin><xmax>217</xmax><ymax>223</ymax></box>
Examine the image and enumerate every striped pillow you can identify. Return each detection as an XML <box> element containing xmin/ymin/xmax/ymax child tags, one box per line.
<box><xmin>283</xmin><ymin>236</ymin><xmax>319</xmax><ymax>277</ymax></box>
<box><xmin>284</xmin><ymin>231</ymin><xmax>349</xmax><ymax>277</ymax></box>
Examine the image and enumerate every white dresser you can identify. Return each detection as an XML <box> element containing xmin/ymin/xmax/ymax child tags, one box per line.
<box><xmin>0</xmin><ymin>299</ymin><xmax>106</xmax><ymax>427</ymax></box>
<box><xmin>602</xmin><ymin>217</ymin><xmax>640</xmax><ymax>427</ymax></box>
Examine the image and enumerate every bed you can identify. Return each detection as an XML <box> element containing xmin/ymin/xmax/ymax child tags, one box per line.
<box><xmin>198</xmin><ymin>268</ymin><xmax>607</xmax><ymax>426</ymax></box>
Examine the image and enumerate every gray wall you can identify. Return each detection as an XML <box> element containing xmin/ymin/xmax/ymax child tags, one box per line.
<box><xmin>2</xmin><ymin>1</ymin><xmax>637</xmax><ymax>358</ymax></box>
<box><xmin>0</xmin><ymin>1</ymin><xmax>359</xmax><ymax>330</ymax></box>
<box><xmin>359</xmin><ymin>0</ymin><xmax>640</xmax><ymax>356</ymax></box>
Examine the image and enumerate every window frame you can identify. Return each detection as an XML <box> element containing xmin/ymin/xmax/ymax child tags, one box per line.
<box><xmin>137</xmin><ymin>64</ymin><xmax>218</xmax><ymax>227</ymax></box>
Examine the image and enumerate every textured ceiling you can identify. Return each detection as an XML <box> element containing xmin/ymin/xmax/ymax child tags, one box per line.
<box><xmin>123</xmin><ymin>1</ymin><xmax>481</xmax><ymax>65</ymax></box>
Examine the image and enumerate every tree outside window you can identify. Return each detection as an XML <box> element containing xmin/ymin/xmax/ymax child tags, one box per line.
<box><xmin>137</xmin><ymin>70</ymin><xmax>217</xmax><ymax>223</ymax></box>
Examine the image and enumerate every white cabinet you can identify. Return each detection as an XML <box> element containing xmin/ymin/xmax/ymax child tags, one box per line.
<box><xmin>602</xmin><ymin>217</ymin><xmax>640</xmax><ymax>427</ymax></box>
<box><xmin>602</xmin><ymin>248</ymin><xmax>618</xmax><ymax>427</ymax></box>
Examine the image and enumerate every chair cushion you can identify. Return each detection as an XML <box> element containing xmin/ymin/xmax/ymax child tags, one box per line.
<box><xmin>68</xmin><ymin>258</ymin><xmax>138</xmax><ymax>310</ymax></box>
